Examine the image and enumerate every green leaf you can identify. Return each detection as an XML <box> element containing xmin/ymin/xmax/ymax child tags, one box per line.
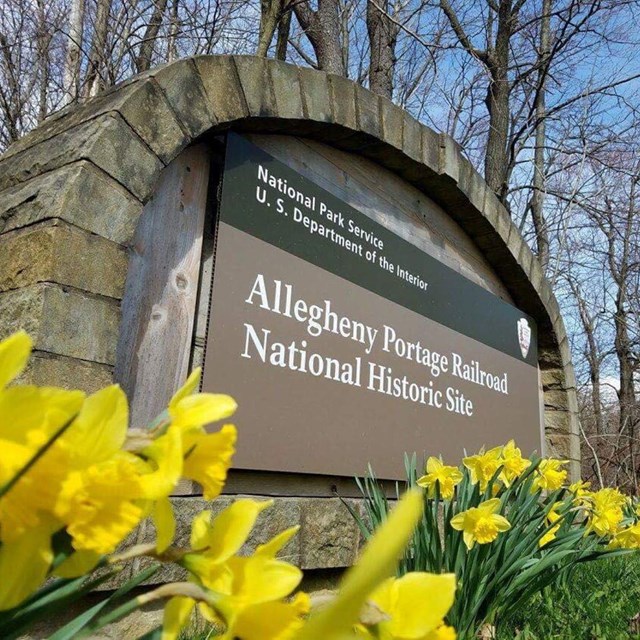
<box><xmin>48</xmin><ymin>564</ymin><xmax>160</xmax><ymax>640</ymax></box>
<box><xmin>0</xmin><ymin>571</ymin><xmax>119</xmax><ymax>640</ymax></box>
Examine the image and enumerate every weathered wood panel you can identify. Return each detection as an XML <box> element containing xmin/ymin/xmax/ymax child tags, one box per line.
<box><xmin>115</xmin><ymin>144</ymin><xmax>210</xmax><ymax>429</ymax></box>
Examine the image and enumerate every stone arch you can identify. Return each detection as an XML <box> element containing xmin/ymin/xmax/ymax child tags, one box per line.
<box><xmin>0</xmin><ymin>54</ymin><xmax>579</xmax><ymax>474</ymax></box>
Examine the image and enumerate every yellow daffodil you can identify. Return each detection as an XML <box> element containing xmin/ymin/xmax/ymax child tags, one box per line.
<box><xmin>168</xmin><ymin>369</ymin><xmax>237</xmax><ymax>433</ymax></box>
<box><xmin>53</xmin><ymin>385</ymin><xmax>185</xmax><ymax>556</ymax></box>
<box><xmin>0</xmin><ymin>333</ymin><xmax>242</xmax><ymax>615</ymax></box>
<box><xmin>417</xmin><ymin>457</ymin><xmax>463</xmax><ymax>500</ymax></box>
<box><xmin>364</xmin><ymin>572</ymin><xmax>457</xmax><ymax>640</ymax></box>
<box><xmin>609</xmin><ymin>522</ymin><xmax>640</xmax><ymax>549</ymax></box>
<box><xmin>499</xmin><ymin>440</ymin><xmax>531</xmax><ymax>486</ymax></box>
<box><xmin>568</xmin><ymin>480</ymin><xmax>591</xmax><ymax>509</ymax></box>
<box><xmin>463</xmin><ymin>446</ymin><xmax>502</xmax><ymax>492</ymax></box>
<box><xmin>163</xmin><ymin>370</ymin><xmax>237</xmax><ymax>500</ymax></box>
<box><xmin>163</xmin><ymin>500</ymin><xmax>306</xmax><ymax>640</ymax></box>
<box><xmin>298</xmin><ymin>489</ymin><xmax>427</xmax><ymax>639</ymax></box>
<box><xmin>450</xmin><ymin>498</ymin><xmax>511</xmax><ymax>550</ymax></box>
<box><xmin>531</xmin><ymin>458</ymin><xmax>567</xmax><ymax>492</ymax></box>
<box><xmin>585</xmin><ymin>488</ymin><xmax>626</xmax><ymax>537</ymax></box>
<box><xmin>216</xmin><ymin>528</ymin><xmax>305</xmax><ymax>638</ymax></box>
<box><xmin>569</xmin><ymin>480</ymin><xmax>591</xmax><ymax>496</ymax></box>
<box><xmin>0</xmin><ymin>332</ymin><xmax>85</xmax><ymax>609</ymax></box>
<box><xmin>0</xmin><ymin>332</ymin><xmax>85</xmax><ymax>543</ymax></box>
<box><xmin>539</xmin><ymin>502</ymin><xmax>563</xmax><ymax>547</ymax></box>
<box><xmin>179</xmin><ymin>500</ymin><xmax>276</xmax><ymax>618</ymax></box>
<box><xmin>182</xmin><ymin>424</ymin><xmax>236</xmax><ymax>500</ymax></box>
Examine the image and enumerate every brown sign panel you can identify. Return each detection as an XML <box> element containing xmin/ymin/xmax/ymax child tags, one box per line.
<box><xmin>202</xmin><ymin>133</ymin><xmax>542</xmax><ymax>479</ymax></box>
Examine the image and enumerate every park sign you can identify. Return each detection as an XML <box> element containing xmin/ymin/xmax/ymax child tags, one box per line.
<box><xmin>202</xmin><ymin>133</ymin><xmax>542</xmax><ymax>479</ymax></box>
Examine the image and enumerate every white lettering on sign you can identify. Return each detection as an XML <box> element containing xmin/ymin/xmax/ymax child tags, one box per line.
<box><xmin>240</xmin><ymin>274</ymin><xmax>513</xmax><ymax>419</ymax></box>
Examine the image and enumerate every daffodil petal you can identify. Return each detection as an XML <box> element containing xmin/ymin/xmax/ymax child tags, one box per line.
<box><xmin>493</xmin><ymin>515</ymin><xmax>512</xmax><ymax>532</ymax></box>
<box><xmin>169</xmin><ymin>369</ymin><xmax>202</xmax><ymax>414</ymax></box>
<box><xmin>463</xmin><ymin>531</ymin><xmax>475</xmax><ymax>550</ymax></box>
<box><xmin>242</xmin><ymin>557</ymin><xmax>303</xmax><ymax>604</ymax></box>
<box><xmin>0</xmin><ymin>331</ymin><xmax>32</xmax><ymax>389</ymax></box>
<box><xmin>483</xmin><ymin>498</ymin><xmax>502</xmax><ymax>514</ymax></box>
<box><xmin>154</xmin><ymin>496</ymin><xmax>176</xmax><ymax>553</ymax></box>
<box><xmin>190</xmin><ymin>510</ymin><xmax>213</xmax><ymax>551</ymax></box>
<box><xmin>256</xmin><ymin>526</ymin><xmax>300</xmax><ymax>558</ymax></box>
<box><xmin>190</xmin><ymin>499</ymin><xmax>272</xmax><ymax>562</ymax></box>
<box><xmin>380</xmin><ymin>573</ymin><xmax>456</xmax><ymax>638</ymax></box>
<box><xmin>183</xmin><ymin>424</ymin><xmax>236</xmax><ymax>500</ymax></box>
<box><xmin>0</xmin><ymin>523</ymin><xmax>54</xmax><ymax>610</ymax></box>
<box><xmin>162</xmin><ymin>596</ymin><xmax>195</xmax><ymax>640</ymax></box>
<box><xmin>0</xmin><ymin>386</ymin><xmax>84</xmax><ymax>443</ymax></box>
<box><xmin>173</xmin><ymin>394</ymin><xmax>237</xmax><ymax>430</ymax></box>
<box><xmin>54</xmin><ymin>549</ymin><xmax>102</xmax><ymax>578</ymax></box>
<box><xmin>232</xmin><ymin>592</ymin><xmax>310</xmax><ymax>640</ymax></box>
<box><xmin>140</xmin><ymin>427</ymin><xmax>183</xmax><ymax>500</ymax></box>
<box><xmin>449</xmin><ymin>513</ymin><xmax>465</xmax><ymax>531</ymax></box>
<box><xmin>63</xmin><ymin>386</ymin><xmax>128</xmax><ymax>467</ymax></box>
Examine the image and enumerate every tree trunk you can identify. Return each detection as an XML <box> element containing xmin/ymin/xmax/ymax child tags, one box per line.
<box><xmin>484</xmin><ymin>1</ymin><xmax>513</xmax><ymax>202</ymax></box>
<box><xmin>615</xmin><ymin>290</ymin><xmax>635</xmax><ymax>436</ymax></box>
<box><xmin>136</xmin><ymin>0</ymin><xmax>168</xmax><ymax>73</ymax></box>
<box><xmin>573</xmin><ymin>284</ymin><xmax>604</xmax><ymax>435</ymax></box>
<box><xmin>366</xmin><ymin>0</ymin><xmax>399</xmax><ymax>98</ymax></box>
<box><xmin>257</xmin><ymin>0</ymin><xmax>282</xmax><ymax>57</ymax></box>
<box><xmin>35</xmin><ymin>0</ymin><xmax>50</xmax><ymax>122</ymax></box>
<box><xmin>275</xmin><ymin>4</ymin><xmax>292</xmax><ymax>61</ymax></box>
<box><xmin>293</xmin><ymin>0</ymin><xmax>346</xmax><ymax>75</ymax></box>
<box><xmin>63</xmin><ymin>0</ymin><xmax>85</xmax><ymax>105</ymax></box>
<box><xmin>605</xmin><ymin>184</ymin><xmax>638</xmax><ymax>489</ymax></box>
<box><xmin>167</xmin><ymin>0</ymin><xmax>179</xmax><ymax>63</ymax></box>
<box><xmin>84</xmin><ymin>0</ymin><xmax>111</xmax><ymax>97</ymax></box>
<box><xmin>530</xmin><ymin>0</ymin><xmax>551</xmax><ymax>270</ymax></box>
<box><xmin>0</xmin><ymin>31</ymin><xmax>21</xmax><ymax>143</ymax></box>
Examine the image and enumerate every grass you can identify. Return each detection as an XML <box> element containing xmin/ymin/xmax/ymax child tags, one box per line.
<box><xmin>496</xmin><ymin>553</ymin><xmax>640</xmax><ymax>639</ymax></box>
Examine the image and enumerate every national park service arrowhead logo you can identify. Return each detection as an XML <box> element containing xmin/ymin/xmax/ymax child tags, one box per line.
<box><xmin>517</xmin><ymin>318</ymin><xmax>531</xmax><ymax>359</ymax></box>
